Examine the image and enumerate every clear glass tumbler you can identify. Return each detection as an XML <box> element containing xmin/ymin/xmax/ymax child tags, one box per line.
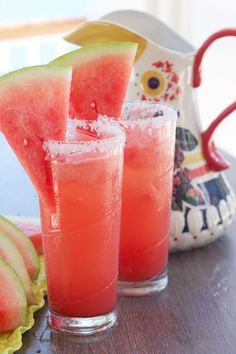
<box><xmin>117</xmin><ymin>101</ymin><xmax>177</xmax><ymax>296</ymax></box>
<box><xmin>40</xmin><ymin>119</ymin><xmax>125</xmax><ymax>335</ymax></box>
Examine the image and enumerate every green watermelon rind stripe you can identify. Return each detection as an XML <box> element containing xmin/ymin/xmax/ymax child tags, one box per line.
<box><xmin>50</xmin><ymin>42</ymin><xmax>138</xmax><ymax>65</ymax></box>
<box><xmin>0</xmin><ymin>65</ymin><xmax>72</xmax><ymax>88</ymax></box>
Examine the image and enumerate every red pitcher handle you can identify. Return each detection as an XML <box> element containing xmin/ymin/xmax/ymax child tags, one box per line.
<box><xmin>192</xmin><ymin>28</ymin><xmax>236</xmax><ymax>171</ymax></box>
<box><xmin>201</xmin><ymin>102</ymin><xmax>236</xmax><ymax>171</ymax></box>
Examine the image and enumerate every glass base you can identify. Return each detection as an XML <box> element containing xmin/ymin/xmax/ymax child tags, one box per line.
<box><xmin>118</xmin><ymin>269</ymin><xmax>168</xmax><ymax>297</ymax></box>
<box><xmin>48</xmin><ymin>309</ymin><xmax>117</xmax><ymax>335</ymax></box>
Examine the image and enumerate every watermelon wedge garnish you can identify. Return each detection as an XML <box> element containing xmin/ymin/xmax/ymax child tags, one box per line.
<box><xmin>0</xmin><ymin>65</ymin><xmax>72</xmax><ymax>205</ymax></box>
<box><xmin>51</xmin><ymin>42</ymin><xmax>137</xmax><ymax>120</ymax></box>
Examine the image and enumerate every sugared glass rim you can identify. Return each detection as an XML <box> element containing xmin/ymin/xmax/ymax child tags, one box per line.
<box><xmin>118</xmin><ymin>101</ymin><xmax>177</xmax><ymax>128</ymax></box>
<box><xmin>43</xmin><ymin>119</ymin><xmax>125</xmax><ymax>158</ymax></box>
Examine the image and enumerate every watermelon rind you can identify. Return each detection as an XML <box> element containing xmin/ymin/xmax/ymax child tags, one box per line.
<box><xmin>5</xmin><ymin>215</ymin><xmax>43</xmax><ymax>255</ymax></box>
<box><xmin>50</xmin><ymin>41</ymin><xmax>138</xmax><ymax>65</ymax></box>
<box><xmin>0</xmin><ymin>64</ymin><xmax>72</xmax><ymax>87</ymax></box>
<box><xmin>0</xmin><ymin>215</ymin><xmax>40</xmax><ymax>280</ymax></box>
<box><xmin>0</xmin><ymin>255</ymin><xmax>46</xmax><ymax>353</ymax></box>
<box><xmin>0</xmin><ymin>231</ymin><xmax>36</xmax><ymax>305</ymax></box>
<box><xmin>0</xmin><ymin>256</ymin><xmax>27</xmax><ymax>332</ymax></box>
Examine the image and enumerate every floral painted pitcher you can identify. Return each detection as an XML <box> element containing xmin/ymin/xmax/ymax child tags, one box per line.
<box><xmin>65</xmin><ymin>10</ymin><xmax>236</xmax><ymax>251</ymax></box>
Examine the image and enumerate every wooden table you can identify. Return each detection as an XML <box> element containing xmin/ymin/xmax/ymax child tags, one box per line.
<box><xmin>19</xmin><ymin>154</ymin><xmax>236</xmax><ymax>354</ymax></box>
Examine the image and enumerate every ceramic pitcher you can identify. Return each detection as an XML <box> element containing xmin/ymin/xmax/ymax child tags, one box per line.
<box><xmin>65</xmin><ymin>10</ymin><xmax>236</xmax><ymax>252</ymax></box>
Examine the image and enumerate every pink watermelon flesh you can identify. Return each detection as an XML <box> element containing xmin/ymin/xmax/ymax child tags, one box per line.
<box><xmin>0</xmin><ymin>65</ymin><xmax>72</xmax><ymax>206</ymax></box>
<box><xmin>28</xmin><ymin>233</ymin><xmax>43</xmax><ymax>255</ymax></box>
<box><xmin>51</xmin><ymin>42</ymin><xmax>137</xmax><ymax>120</ymax></box>
<box><xmin>0</xmin><ymin>257</ymin><xmax>27</xmax><ymax>332</ymax></box>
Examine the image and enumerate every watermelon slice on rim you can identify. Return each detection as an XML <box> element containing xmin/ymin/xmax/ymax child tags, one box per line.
<box><xmin>50</xmin><ymin>42</ymin><xmax>137</xmax><ymax>120</ymax></box>
<box><xmin>0</xmin><ymin>65</ymin><xmax>72</xmax><ymax>205</ymax></box>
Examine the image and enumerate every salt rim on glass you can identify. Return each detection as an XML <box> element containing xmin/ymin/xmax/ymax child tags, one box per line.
<box><xmin>43</xmin><ymin>119</ymin><xmax>126</xmax><ymax>160</ymax></box>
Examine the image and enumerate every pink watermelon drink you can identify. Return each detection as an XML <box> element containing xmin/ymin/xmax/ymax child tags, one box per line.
<box><xmin>0</xmin><ymin>44</ymin><xmax>136</xmax><ymax>335</ymax></box>
<box><xmin>117</xmin><ymin>102</ymin><xmax>177</xmax><ymax>296</ymax></box>
<box><xmin>40</xmin><ymin>120</ymin><xmax>125</xmax><ymax>334</ymax></box>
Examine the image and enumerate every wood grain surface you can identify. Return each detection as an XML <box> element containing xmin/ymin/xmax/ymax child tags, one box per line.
<box><xmin>18</xmin><ymin>154</ymin><xmax>236</xmax><ymax>354</ymax></box>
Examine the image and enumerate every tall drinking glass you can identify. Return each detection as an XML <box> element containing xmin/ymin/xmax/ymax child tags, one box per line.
<box><xmin>40</xmin><ymin>120</ymin><xmax>125</xmax><ymax>335</ymax></box>
<box><xmin>117</xmin><ymin>101</ymin><xmax>177</xmax><ymax>296</ymax></box>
